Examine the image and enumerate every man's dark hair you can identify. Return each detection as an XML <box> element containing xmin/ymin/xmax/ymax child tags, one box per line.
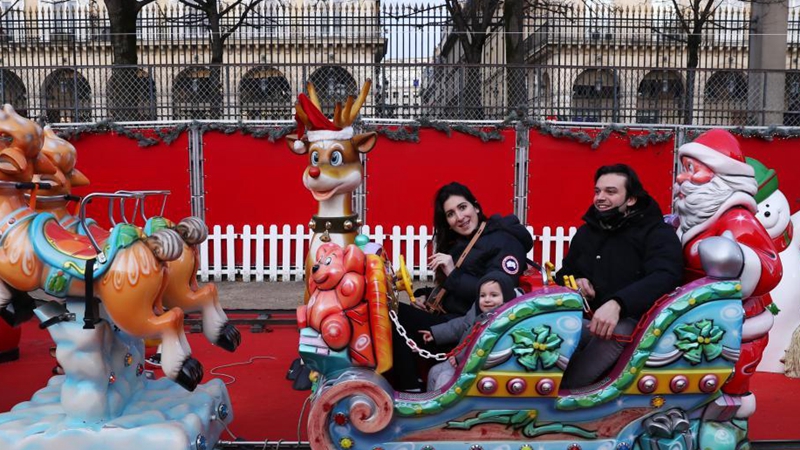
<box><xmin>594</xmin><ymin>164</ymin><xmax>648</xmax><ymax>201</ymax></box>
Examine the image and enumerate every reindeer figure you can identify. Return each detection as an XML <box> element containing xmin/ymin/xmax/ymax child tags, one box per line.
<box><xmin>33</xmin><ymin>127</ymin><xmax>240</xmax><ymax>353</ymax></box>
<box><xmin>286</xmin><ymin>80</ymin><xmax>377</xmax><ymax>300</ymax></box>
<box><xmin>0</xmin><ymin>105</ymin><xmax>203</xmax><ymax>391</ymax></box>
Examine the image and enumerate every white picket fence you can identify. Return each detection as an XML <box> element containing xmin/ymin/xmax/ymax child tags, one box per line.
<box><xmin>198</xmin><ymin>224</ymin><xmax>577</xmax><ymax>282</ymax></box>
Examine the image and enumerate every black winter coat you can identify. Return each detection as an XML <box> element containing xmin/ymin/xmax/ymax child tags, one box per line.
<box><xmin>440</xmin><ymin>214</ymin><xmax>533</xmax><ymax>315</ymax></box>
<box><xmin>555</xmin><ymin>196</ymin><xmax>683</xmax><ymax>319</ymax></box>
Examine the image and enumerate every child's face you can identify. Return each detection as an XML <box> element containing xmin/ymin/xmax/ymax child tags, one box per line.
<box><xmin>479</xmin><ymin>281</ymin><xmax>504</xmax><ymax>313</ymax></box>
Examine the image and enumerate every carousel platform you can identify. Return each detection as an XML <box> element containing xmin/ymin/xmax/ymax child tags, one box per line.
<box><xmin>2</xmin><ymin>313</ymin><xmax>800</xmax><ymax>448</ymax></box>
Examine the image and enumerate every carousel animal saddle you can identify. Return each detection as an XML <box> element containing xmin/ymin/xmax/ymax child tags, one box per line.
<box><xmin>30</xmin><ymin>213</ymin><xmax>143</xmax><ymax>296</ymax></box>
<box><xmin>62</xmin><ymin>216</ymin><xmax>111</xmax><ymax>243</ymax></box>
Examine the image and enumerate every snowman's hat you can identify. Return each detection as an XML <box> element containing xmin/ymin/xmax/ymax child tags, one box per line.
<box><xmin>746</xmin><ymin>157</ymin><xmax>778</xmax><ymax>204</ymax></box>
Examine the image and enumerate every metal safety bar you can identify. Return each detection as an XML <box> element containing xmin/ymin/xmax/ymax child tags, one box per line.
<box><xmin>115</xmin><ymin>190</ymin><xmax>171</xmax><ymax>224</ymax></box>
<box><xmin>78</xmin><ymin>192</ymin><xmax>143</xmax><ymax>263</ymax></box>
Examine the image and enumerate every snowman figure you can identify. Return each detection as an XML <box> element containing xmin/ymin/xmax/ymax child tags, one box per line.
<box><xmin>749</xmin><ymin>157</ymin><xmax>800</xmax><ymax>374</ymax></box>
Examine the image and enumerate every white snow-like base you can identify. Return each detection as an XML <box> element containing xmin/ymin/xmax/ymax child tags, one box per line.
<box><xmin>0</xmin><ymin>376</ymin><xmax>232</xmax><ymax>450</ymax></box>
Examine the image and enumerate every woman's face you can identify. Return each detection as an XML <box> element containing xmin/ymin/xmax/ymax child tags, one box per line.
<box><xmin>443</xmin><ymin>195</ymin><xmax>479</xmax><ymax>236</ymax></box>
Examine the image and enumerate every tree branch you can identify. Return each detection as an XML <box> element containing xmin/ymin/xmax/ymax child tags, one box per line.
<box><xmin>135</xmin><ymin>0</ymin><xmax>157</xmax><ymax>14</ymax></box>
<box><xmin>222</xmin><ymin>0</ymin><xmax>263</xmax><ymax>41</ymax></box>
<box><xmin>220</xmin><ymin>0</ymin><xmax>246</xmax><ymax>17</ymax></box>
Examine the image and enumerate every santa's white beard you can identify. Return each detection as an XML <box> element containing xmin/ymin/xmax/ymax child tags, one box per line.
<box><xmin>674</xmin><ymin>173</ymin><xmax>757</xmax><ymax>234</ymax></box>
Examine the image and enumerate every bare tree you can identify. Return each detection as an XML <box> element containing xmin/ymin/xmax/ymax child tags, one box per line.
<box><xmin>104</xmin><ymin>0</ymin><xmax>156</xmax><ymax>65</ymax></box>
<box><xmin>444</xmin><ymin>0</ymin><xmax>503</xmax><ymax>120</ymax></box>
<box><xmin>176</xmin><ymin>0</ymin><xmax>264</xmax><ymax>65</ymax></box>
<box><xmin>0</xmin><ymin>0</ymin><xmax>20</xmax><ymax>20</ymax></box>
<box><xmin>663</xmin><ymin>0</ymin><xmax>727</xmax><ymax>124</ymax></box>
<box><xmin>170</xmin><ymin>0</ymin><xmax>263</xmax><ymax>118</ymax></box>
<box><xmin>103</xmin><ymin>0</ymin><xmax>157</xmax><ymax>120</ymax></box>
<box><xmin>505</xmin><ymin>0</ymin><xmax>526</xmax><ymax>118</ymax></box>
<box><xmin>443</xmin><ymin>0</ymin><xmax>578</xmax><ymax>119</ymax></box>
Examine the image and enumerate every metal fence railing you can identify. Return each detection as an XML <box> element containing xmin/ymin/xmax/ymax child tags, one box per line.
<box><xmin>0</xmin><ymin>2</ymin><xmax>799</xmax><ymax>125</ymax></box>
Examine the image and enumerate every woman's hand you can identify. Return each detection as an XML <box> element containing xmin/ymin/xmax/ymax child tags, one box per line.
<box><xmin>411</xmin><ymin>295</ymin><xmax>428</xmax><ymax>310</ymax></box>
<box><xmin>448</xmin><ymin>356</ymin><xmax>457</xmax><ymax>367</ymax></box>
<box><xmin>419</xmin><ymin>330</ymin><xmax>434</xmax><ymax>343</ymax></box>
<box><xmin>429</xmin><ymin>253</ymin><xmax>456</xmax><ymax>276</ymax></box>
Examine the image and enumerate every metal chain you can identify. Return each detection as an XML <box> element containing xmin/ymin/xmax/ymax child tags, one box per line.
<box><xmin>389</xmin><ymin>309</ymin><xmax>448</xmax><ymax>361</ymax></box>
<box><xmin>388</xmin><ymin>309</ymin><xmax>492</xmax><ymax>362</ymax></box>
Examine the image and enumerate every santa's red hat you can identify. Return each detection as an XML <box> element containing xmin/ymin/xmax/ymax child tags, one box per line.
<box><xmin>677</xmin><ymin>129</ymin><xmax>754</xmax><ymax>177</ymax></box>
<box><xmin>293</xmin><ymin>93</ymin><xmax>353</xmax><ymax>151</ymax></box>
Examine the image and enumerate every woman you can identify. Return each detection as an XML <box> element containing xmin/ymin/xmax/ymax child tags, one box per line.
<box><xmin>390</xmin><ymin>182</ymin><xmax>533</xmax><ymax>391</ymax></box>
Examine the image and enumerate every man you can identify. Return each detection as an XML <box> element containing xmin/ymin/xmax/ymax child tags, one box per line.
<box><xmin>674</xmin><ymin>129</ymin><xmax>781</xmax><ymax>417</ymax></box>
<box><xmin>558</xmin><ymin>164</ymin><xmax>684</xmax><ymax>389</ymax></box>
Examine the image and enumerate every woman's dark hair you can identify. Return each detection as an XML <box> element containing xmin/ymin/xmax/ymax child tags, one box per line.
<box><xmin>432</xmin><ymin>182</ymin><xmax>487</xmax><ymax>253</ymax></box>
<box><xmin>594</xmin><ymin>164</ymin><xmax>648</xmax><ymax>202</ymax></box>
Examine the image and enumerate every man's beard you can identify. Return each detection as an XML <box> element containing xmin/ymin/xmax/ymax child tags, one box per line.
<box><xmin>673</xmin><ymin>173</ymin><xmax>756</xmax><ymax>234</ymax></box>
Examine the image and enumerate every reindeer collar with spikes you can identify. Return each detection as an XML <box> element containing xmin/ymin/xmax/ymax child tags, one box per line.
<box><xmin>309</xmin><ymin>213</ymin><xmax>361</xmax><ymax>242</ymax></box>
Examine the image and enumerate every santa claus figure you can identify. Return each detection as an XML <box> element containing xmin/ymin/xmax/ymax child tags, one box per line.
<box><xmin>674</xmin><ymin>129</ymin><xmax>782</xmax><ymax>417</ymax></box>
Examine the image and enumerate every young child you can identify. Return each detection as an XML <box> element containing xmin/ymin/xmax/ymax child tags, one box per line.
<box><xmin>419</xmin><ymin>271</ymin><xmax>517</xmax><ymax>391</ymax></box>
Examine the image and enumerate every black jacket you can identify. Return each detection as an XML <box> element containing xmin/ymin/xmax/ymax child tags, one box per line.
<box><xmin>555</xmin><ymin>196</ymin><xmax>683</xmax><ymax>319</ymax></box>
<box><xmin>440</xmin><ymin>214</ymin><xmax>533</xmax><ymax>315</ymax></box>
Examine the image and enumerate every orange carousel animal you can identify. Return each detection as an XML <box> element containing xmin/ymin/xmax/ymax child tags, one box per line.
<box><xmin>285</xmin><ymin>79</ymin><xmax>377</xmax><ymax>301</ymax></box>
<box><xmin>297</xmin><ymin>242</ymin><xmax>393</xmax><ymax>371</ymax></box>
<box><xmin>32</xmin><ymin>127</ymin><xmax>241</xmax><ymax>352</ymax></box>
<box><xmin>0</xmin><ymin>105</ymin><xmax>203</xmax><ymax>391</ymax></box>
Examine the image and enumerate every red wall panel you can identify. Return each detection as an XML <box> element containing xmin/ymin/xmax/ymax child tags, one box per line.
<box><xmin>737</xmin><ymin>136</ymin><xmax>800</xmax><ymax>213</ymax></box>
<box><xmin>366</xmin><ymin>129</ymin><xmax>517</xmax><ymax>227</ymax></box>
<box><xmin>526</xmin><ymin>130</ymin><xmax>676</xmax><ymax>231</ymax></box>
<box><xmin>71</xmin><ymin>131</ymin><xmax>192</xmax><ymax>227</ymax></box>
<box><xmin>202</xmin><ymin>131</ymin><xmax>316</xmax><ymax>229</ymax></box>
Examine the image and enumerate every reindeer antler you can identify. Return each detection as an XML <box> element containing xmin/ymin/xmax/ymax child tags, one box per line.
<box><xmin>333</xmin><ymin>102</ymin><xmax>344</xmax><ymax>128</ymax></box>
<box><xmin>307</xmin><ymin>82</ymin><xmax>323</xmax><ymax>111</ymax></box>
<box><xmin>344</xmin><ymin>79</ymin><xmax>371</xmax><ymax>125</ymax></box>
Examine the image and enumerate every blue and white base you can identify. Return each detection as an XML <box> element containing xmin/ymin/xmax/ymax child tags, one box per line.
<box><xmin>0</xmin><ymin>300</ymin><xmax>232</xmax><ymax>450</ymax></box>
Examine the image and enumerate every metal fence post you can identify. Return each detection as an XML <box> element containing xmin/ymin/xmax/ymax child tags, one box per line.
<box><xmin>188</xmin><ymin>125</ymin><xmax>206</xmax><ymax>221</ymax></box>
<box><xmin>353</xmin><ymin>123</ymin><xmax>367</xmax><ymax>223</ymax></box>
<box><xmin>458</xmin><ymin>65</ymin><xmax>464</xmax><ymax>118</ymax></box>
<box><xmin>513</xmin><ymin>120</ymin><xmax>530</xmax><ymax>224</ymax></box>
<box><xmin>148</xmin><ymin>65</ymin><xmax>157</xmax><ymax>120</ymax></box>
<box><xmin>671</xmin><ymin>126</ymin><xmax>687</xmax><ymax>214</ymax></box>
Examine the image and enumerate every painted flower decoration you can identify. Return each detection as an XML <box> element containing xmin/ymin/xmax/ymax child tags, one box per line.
<box><xmin>511</xmin><ymin>325</ymin><xmax>563</xmax><ymax>370</ymax></box>
<box><xmin>673</xmin><ymin>319</ymin><xmax>725</xmax><ymax>364</ymax></box>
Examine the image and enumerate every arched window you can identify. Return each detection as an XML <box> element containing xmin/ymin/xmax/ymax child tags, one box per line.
<box><xmin>570</xmin><ymin>69</ymin><xmax>618</xmax><ymax>122</ymax></box>
<box><xmin>704</xmin><ymin>71</ymin><xmax>747</xmax><ymax>125</ymax></box>
<box><xmin>636</xmin><ymin>70</ymin><xmax>684</xmax><ymax>124</ymax></box>
<box><xmin>173</xmin><ymin>67</ymin><xmax>222</xmax><ymax>120</ymax></box>
<box><xmin>239</xmin><ymin>67</ymin><xmax>292</xmax><ymax>120</ymax></box>
<box><xmin>307</xmin><ymin>66</ymin><xmax>357</xmax><ymax>116</ymax></box>
<box><xmin>108</xmin><ymin>68</ymin><xmax>156</xmax><ymax>121</ymax></box>
<box><xmin>41</xmin><ymin>69</ymin><xmax>92</xmax><ymax>123</ymax></box>
<box><xmin>0</xmin><ymin>69</ymin><xmax>27</xmax><ymax>117</ymax></box>
<box><xmin>785</xmin><ymin>72</ymin><xmax>800</xmax><ymax>126</ymax></box>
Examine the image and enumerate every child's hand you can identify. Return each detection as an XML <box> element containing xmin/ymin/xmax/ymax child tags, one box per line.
<box><xmin>419</xmin><ymin>330</ymin><xmax>434</xmax><ymax>343</ymax></box>
<box><xmin>448</xmin><ymin>356</ymin><xmax>457</xmax><ymax>367</ymax></box>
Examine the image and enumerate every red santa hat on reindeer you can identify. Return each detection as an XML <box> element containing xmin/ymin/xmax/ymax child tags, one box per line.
<box><xmin>289</xmin><ymin>79</ymin><xmax>372</xmax><ymax>153</ymax></box>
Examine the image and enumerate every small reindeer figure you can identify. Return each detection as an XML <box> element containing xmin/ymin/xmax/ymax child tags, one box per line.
<box><xmin>286</xmin><ymin>80</ymin><xmax>377</xmax><ymax>301</ymax></box>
